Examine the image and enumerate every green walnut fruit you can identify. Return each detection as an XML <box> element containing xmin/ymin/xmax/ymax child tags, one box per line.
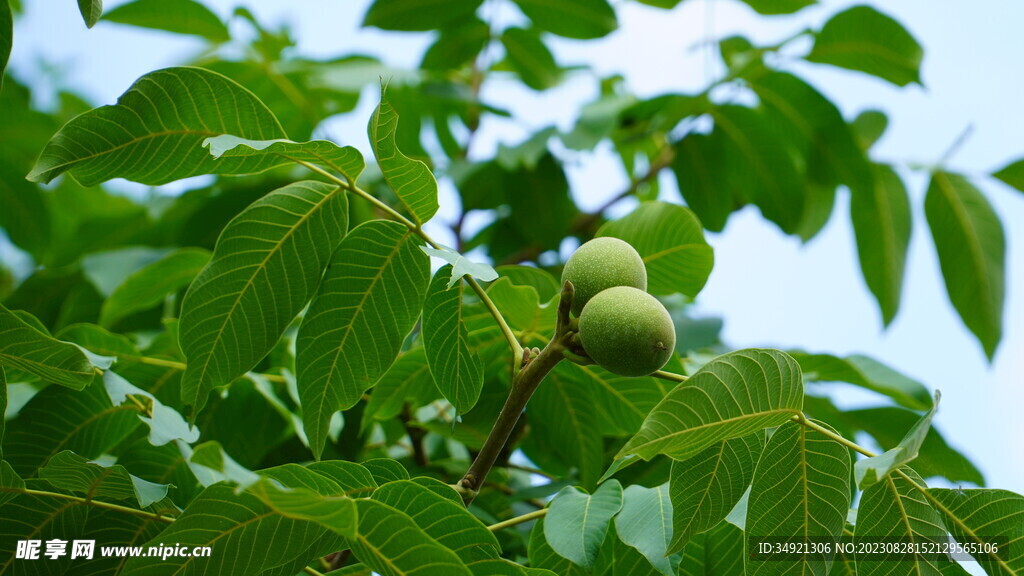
<box><xmin>561</xmin><ymin>237</ymin><xmax>647</xmax><ymax>317</ymax></box>
<box><xmin>578</xmin><ymin>286</ymin><xmax>675</xmax><ymax>377</ymax></box>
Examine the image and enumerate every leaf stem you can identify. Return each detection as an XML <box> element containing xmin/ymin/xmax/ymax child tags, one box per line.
<box><xmin>652</xmin><ymin>370</ymin><xmax>689</xmax><ymax>384</ymax></box>
<box><xmin>292</xmin><ymin>157</ymin><xmax>524</xmax><ymax>361</ymax></box>
<box><xmin>458</xmin><ymin>282</ymin><xmax>577</xmax><ymax>505</ymax></box>
<box><xmin>487</xmin><ymin>508</ymin><xmax>548</xmax><ymax>532</ymax></box>
<box><xmin>2</xmin><ymin>487</ymin><xmax>175</xmax><ymax>524</ymax></box>
<box><xmin>131</xmin><ymin>355</ymin><xmax>288</xmax><ymax>384</ymax></box>
<box><xmin>302</xmin><ymin>567</ymin><xmax>326</xmax><ymax>576</ymax></box>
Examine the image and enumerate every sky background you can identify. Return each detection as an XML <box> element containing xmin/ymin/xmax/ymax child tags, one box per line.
<box><xmin>8</xmin><ymin>0</ymin><xmax>1023</xmax><ymax>508</ymax></box>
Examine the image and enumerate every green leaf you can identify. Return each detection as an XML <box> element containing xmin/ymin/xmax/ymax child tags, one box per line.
<box><xmin>617</xmin><ymin>349</ymin><xmax>803</xmax><ymax>462</ymax></box>
<box><xmin>0</xmin><ymin>0</ymin><xmax>10</xmax><ymax>91</ymax></box>
<box><xmin>307</xmin><ymin>460</ymin><xmax>379</xmax><ymax>498</ymax></box>
<box><xmin>0</xmin><ymin>460</ymin><xmax>23</xmax><ymax>508</ymax></box>
<box><xmin>361</xmin><ymin>458</ymin><xmax>410</xmax><ymax>484</ymax></box>
<box><xmin>423</xmin><ymin>266</ymin><xmax>485</xmax><ymax>415</ymax></box>
<box><xmin>369</xmin><ymin>87</ymin><xmax>439</xmax><ymax>225</ymax></box>
<box><xmin>710</xmin><ymin>105</ymin><xmax>806</xmax><ymax>234</ymax></box>
<box><xmin>0</xmin><ymin>368</ymin><xmax>5</xmax><ymax>460</ymax></box>
<box><xmin>0</xmin><ymin>303</ymin><xmax>95</xmax><ymax>389</ymax></box>
<box><xmin>297</xmin><ymin>220</ymin><xmax>429</xmax><ymax>459</ymax></box>
<box><xmin>511</xmin><ymin>0</ymin><xmax>617</xmax><ymax>39</ymax></box>
<box><xmin>572</xmin><ymin>363</ymin><xmax>669</xmax><ymax>437</ymax></box>
<box><xmin>0</xmin><ymin>479</ymin><xmax>88</xmax><ymax>574</ymax></box>
<box><xmin>103</xmin><ymin>0</ymin><xmax>229</xmax><ymax>41</ymax></box>
<box><xmin>502</xmin><ymin>28</ymin><xmax>561</xmax><ymax>91</ymax></box>
<box><xmin>350</xmin><ymin>499</ymin><xmax>473</xmax><ymax>576</ymax></box>
<box><xmin>496</xmin><ymin>265</ymin><xmax>560</xmax><ymax>302</ymax></box>
<box><xmin>671</xmin><ymin>133</ymin><xmax>733</xmax><ymax>232</ymax></box>
<box><xmin>668</xmin><ymin>433</ymin><xmax>764</xmax><ymax>553</ymax></box>
<box><xmin>122</xmin><ymin>483</ymin><xmax>330</xmax><ymax>575</ymax></box>
<box><xmin>187</xmin><ymin>440</ymin><xmax>261</xmax><ymax>489</ymax></box>
<box><xmin>363</xmin><ymin>348</ymin><xmax>438</xmax><ymax>429</ymax></box>
<box><xmin>104</xmin><ymin>370</ymin><xmax>200</xmax><ymax>446</ymax></box>
<box><xmin>202</xmin><ymin>135</ymin><xmax>365</xmax><ymax>182</ymax></box>
<box><xmin>739</xmin><ymin>0</ymin><xmax>814</xmax><ymax>15</ymax></box>
<box><xmin>925</xmin><ymin>172</ymin><xmax>1005</xmax><ymax>359</ymax></box>
<box><xmin>677</xmin><ymin>519</ymin><xmax>746</xmax><ymax>576</ymax></box>
<box><xmin>855</xmin><ymin>391</ymin><xmax>940</xmax><ymax>488</ymax></box>
<box><xmin>528</xmin><ymin>363</ymin><xmax>604</xmax><ymax>488</ymax></box>
<box><xmin>245</xmin><ymin>464</ymin><xmax>358</xmax><ymax>538</ymax></box>
<box><xmin>850</xmin><ymin>164</ymin><xmax>912</xmax><ymax>325</ymax></box>
<box><xmin>0</xmin><ymin>156</ymin><xmax>52</xmax><ymax>259</ymax></box>
<box><xmin>100</xmin><ymin>247</ymin><xmax>211</xmax><ymax>328</ymax></box>
<box><xmin>992</xmin><ymin>158</ymin><xmax>1024</xmax><ymax>194</ymax></box>
<box><xmin>78</xmin><ymin>0</ymin><xmax>102</xmax><ymax>27</ymax></box>
<box><xmin>792</xmin><ymin>351</ymin><xmax>932</xmax><ymax>410</ymax></box>
<box><xmin>855</xmin><ymin>467</ymin><xmax>953</xmax><ymax>575</ymax></box>
<box><xmin>421</xmin><ymin>18</ymin><xmax>490</xmax><ymax>70</ymax></box>
<box><xmin>593</xmin><ymin>523</ymin><xmax>666</xmax><ymax>576</ymax></box>
<box><xmin>27</xmin><ymin>66</ymin><xmax>287</xmax><ymax>186</ymax></box>
<box><xmin>597</xmin><ymin>201</ymin><xmax>713</xmax><ymax>297</ymax></box>
<box><xmin>530</xmin><ymin>517</ymin><xmax>589</xmax><ymax>576</ymax></box>
<box><xmin>927</xmin><ymin>488</ymin><xmax>1024</xmax><ymax>574</ymax></box>
<box><xmin>746</xmin><ymin>420</ymin><xmax>852</xmax><ymax>575</ymax></box>
<box><xmin>852</xmin><ymin>109</ymin><xmax>888</xmax><ymax>150</ymax></box>
<box><xmin>421</xmin><ymin>245</ymin><xmax>499</xmax><ymax>287</ymax></box>
<box><xmin>3</xmin><ymin>381</ymin><xmax>139</xmax><ymax>476</ymax></box>
<box><xmin>372</xmin><ymin>479</ymin><xmax>501</xmax><ymax>562</ymax></box>
<box><xmin>363</xmin><ymin>0</ymin><xmax>482</xmax><ymax>31</ymax></box>
<box><xmin>615</xmin><ymin>483</ymin><xmax>674</xmax><ymax>575</ymax></box>
<box><xmin>545</xmin><ymin>480</ymin><xmax>624</xmax><ymax>568</ymax></box>
<box><xmin>179</xmin><ymin>181</ymin><xmax>347</xmax><ymax>414</ymax></box>
<box><xmin>39</xmin><ymin>450</ymin><xmax>169</xmax><ymax>508</ymax></box>
<box><xmin>807</xmin><ymin>5</ymin><xmax>923</xmax><ymax>86</ymax></box>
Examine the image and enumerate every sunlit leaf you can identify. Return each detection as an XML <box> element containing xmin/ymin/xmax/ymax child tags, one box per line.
<box><xmin>545</xmin><ymin>480</ymin><xmax>624</xmax><ymax>568</ymax></box>
<box><xmin>27</xmin><ymin>67</ymin><xmax>287</xmax><ymax>186</ymax></box>
<box><xmin>423</xmin><ymin>266</ymin><xmax>485</xmax><ymax>415</ymax></box>
<box><xmin>421</xmin><ymin>245</ymin><xmax>499</xmax><ymax>287</ymax></box>
<box><xmin>925</xmin><ymin>172</ymin><xmax>1005</xmax><ymax>359</ymax></box>
<box><xmin>855</xmin><ymin>467</ymin><xmax>953</xmax><ymax>575</ymax></box>
<box><xmin>179</xmin><ymin>181</ymin><xmax>347</xmax><ymax>414</ymax></box>
<box><xmin>597</xmin><ymin>201</ymin><xmax>713</xmax><ymax>297</ymax></box>
<box><xmin>807</xmin><ymin>5</ymin><xmax>923</xmax><ymax>86</ymax></box>
<box><xmin>103</xmin><ymin>0</ymin><xmax>229</xmax><ymax>41</ymax></box>
<box><xmin>618</xmin><ymin>349</ymin><xmax>803</xmax><ymax>462</ymax></box>
<box><xmin>203</xmin><ymin>135</ymin><xmax>365</xmax><ymax>182</ymax></box>
<box><xmin>669</xmin><ymin>432</ymin><xmax>763</xmax><ymax>553</ymax></box>
<box><xmin>927</xmin><ymin>488</ymin><xmax>1024</xmax><ymax>574</ymax></box>
<box><xmin>369</xmin><ymin>86</ymin><xmax>439</xmax><ymax>224</ymax></box>
<box><xmin>746</xmin><ymin>420</ymin><xmax>851</xmax><ymax>575</ymax></box>
<box><xmin>0</xmin><ymin>303</ymin><xmax>95</xmax><ymax>389</ymax></box>
<box><xmin>856</xmin><ymin>391</ymin><xmax>940</xmax><ymax>488</ymax></box>
<box><xmin>511</xmin><ymin>0</ymin><xmax>617</xmax><ymax>39</ymax></box>
<box><xmin>297</xmin><ymin>220</ymin><xmax>429</xmax><ymax>459</ymax></box>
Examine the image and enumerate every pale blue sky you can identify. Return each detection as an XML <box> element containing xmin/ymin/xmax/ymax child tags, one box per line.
<box><xmin>8</xmin><ymin>0</ymin><xmax>1023</xmax><ymax>501</ymax></box>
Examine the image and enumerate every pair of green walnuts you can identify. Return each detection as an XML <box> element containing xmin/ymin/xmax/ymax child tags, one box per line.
<box><xmin>561</xmin><ymin>238</ymin><xmax>676</xmax><ymax>377</ymax></box>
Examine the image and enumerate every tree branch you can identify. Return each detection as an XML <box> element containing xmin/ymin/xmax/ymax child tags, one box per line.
<box><xmin>457</xmin><ymin>281</ymin><xmax>576</xmax><ymax>505</ymax></box>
